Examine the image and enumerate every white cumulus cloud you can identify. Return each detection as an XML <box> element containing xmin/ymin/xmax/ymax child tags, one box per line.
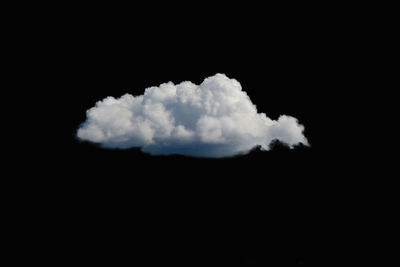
<box><xmin>77</xmin><ymin>74</ymin><xmax>309</xmax><ymax>157</ymax></box>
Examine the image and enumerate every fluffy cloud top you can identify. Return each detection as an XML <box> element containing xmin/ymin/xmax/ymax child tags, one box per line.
<box><xmin>77</xmin><ymin>74</ymin><xmax>309</xmax><ymax>157</ymax></box>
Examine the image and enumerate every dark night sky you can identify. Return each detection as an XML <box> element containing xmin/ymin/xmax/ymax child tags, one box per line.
<box><xmin>30</xmin><ymin>3</ymin><xmax>358</xmax><ymax>265</ymax></box>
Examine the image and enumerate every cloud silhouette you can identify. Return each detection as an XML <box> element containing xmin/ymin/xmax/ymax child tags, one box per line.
<box><xmin>77</xmin><ymin>74</ymin><xmax>309</xmax><ymax>157</ymax></box>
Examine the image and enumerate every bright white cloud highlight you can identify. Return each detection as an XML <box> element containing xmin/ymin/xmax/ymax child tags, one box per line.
<box><xmin>77</xmin><ymin>74</ymin><xmax>309</xmax><ymax>157</ymax></box>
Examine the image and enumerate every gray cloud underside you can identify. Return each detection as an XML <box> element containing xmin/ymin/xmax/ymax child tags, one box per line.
<box><xmin>77</xmin><ymin>74</ymin><xmax>309</xmax><ymax>157</ymax></box>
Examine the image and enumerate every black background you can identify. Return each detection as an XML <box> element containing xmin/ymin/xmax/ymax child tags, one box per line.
<box><xmin>23</xmin><ymin>3</ymin><xmax>359</xmax><ymax>265</ymax></box>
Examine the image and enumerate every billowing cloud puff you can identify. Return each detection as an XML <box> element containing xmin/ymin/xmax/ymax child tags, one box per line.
<box><xmin>77</xmin><ymin>74</ymin><xmax>309</xmax><ymax>157</ymax></box>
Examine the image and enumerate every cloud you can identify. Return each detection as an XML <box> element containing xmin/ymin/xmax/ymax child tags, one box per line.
<box><xmin>77</xmin><ymin>74</ymin><xmax>309</xmax><ymax>157</ymax></box>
